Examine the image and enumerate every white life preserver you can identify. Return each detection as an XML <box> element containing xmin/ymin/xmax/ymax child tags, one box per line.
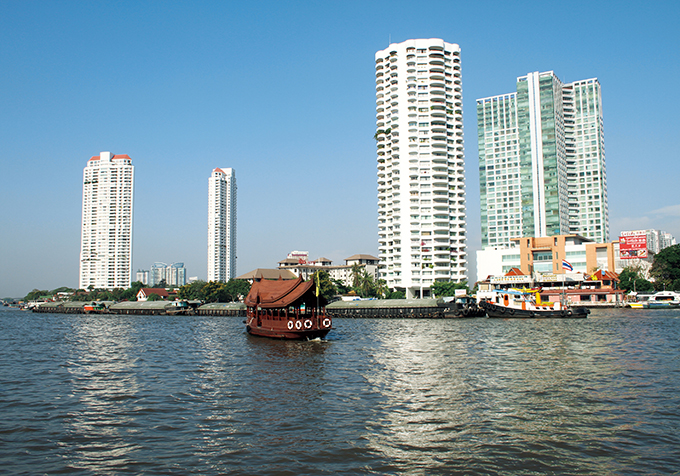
<box><xmin>295</xmin><ymin>320</ymin><xmax>302</xmax><ymax>330</ymax></box>
<box><xmin>322</xmin><ymin>318</ymin><xmax>331</xmax><ymax>328</ymax></box>
<box><xmin>304</xmin><ymin>320</ymin><xmax>312</xmax><ymax>329</ymax></box>
<box><xmin>287</xmin><ymin>321</ymin><xmax>294</xmax><ymax>330</ymax></box>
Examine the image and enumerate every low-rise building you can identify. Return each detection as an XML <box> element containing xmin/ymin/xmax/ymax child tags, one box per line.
<box><xmin>137</xmin><ymin>288</ymin><xmax>170</xmax><ymax>301</ymax></box>
<box><xmin>476</xmin><ymin>235</ymin><xmax>624</xmax><ymax>305</ymax></box>
<box><xmin>278</xmin><ymin>253</ymin><xmax>380</xmax><ymax>287</ymax></box>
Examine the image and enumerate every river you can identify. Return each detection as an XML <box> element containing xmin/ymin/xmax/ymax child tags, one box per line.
<box><xmin>1</xmin><ymin>308</ymin><xmax>678</xmax><ymax>475</ymax></box>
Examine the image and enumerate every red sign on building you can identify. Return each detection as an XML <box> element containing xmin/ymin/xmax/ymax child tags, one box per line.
<box><xmin>619</xmin><ymin>232</ymin><xmax>648</xmax><ymax>259</ymax></box>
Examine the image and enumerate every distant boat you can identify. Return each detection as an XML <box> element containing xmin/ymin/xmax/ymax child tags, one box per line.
<box><xmin>478</xmin><ymin>289</ymin><xmax>589</xmax><ymax>318</ymax></box>
<box><xmin>629</xmin><ymin>291</ymin><xmax>680</xmax><ymax>309</ymax></box>
<box><xmin>244</xmin><ymin>276</ymin><xmax>332</xmax><ymax>340</ymax></box>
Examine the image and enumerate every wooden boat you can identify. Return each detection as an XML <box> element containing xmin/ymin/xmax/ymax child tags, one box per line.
<box><xmin>478</xmin><ymin>289</ymin><xmax>589</xmax><ymax>318</ymax></box>
<box><xmin>244</xmin><ymin>276</ymin><xmax>332</xmax><ymax>340</ymax></box>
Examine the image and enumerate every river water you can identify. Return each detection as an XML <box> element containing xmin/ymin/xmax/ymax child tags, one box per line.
<box><xmin>1</xmin><ymin>308</ymin><xmax>679</xmax><ymax>475</ymax></box>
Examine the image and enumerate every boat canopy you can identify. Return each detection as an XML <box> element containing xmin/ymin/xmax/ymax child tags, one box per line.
<box><xmin>245</xmin><ymin>276</ymin><xmax>326</xmax><ymax>309</ymax></box>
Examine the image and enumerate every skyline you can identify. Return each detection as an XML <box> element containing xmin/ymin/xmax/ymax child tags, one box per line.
<box><xmin>1</xmin><ymin>1</ymin><xmax>679</xmax><ymax>297</ymax></box>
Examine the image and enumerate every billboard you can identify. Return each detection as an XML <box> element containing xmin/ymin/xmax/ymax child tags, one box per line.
<box><xmin>619</xmin><ymin>231</ymin><xmax>648</xmax><ymax>259</ymax></box>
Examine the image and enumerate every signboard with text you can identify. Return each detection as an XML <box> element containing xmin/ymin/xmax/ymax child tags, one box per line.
<box><xmin>619</xmin><ymin>231</ymin><xmax>648</xmax><ymax>259</ymax></box>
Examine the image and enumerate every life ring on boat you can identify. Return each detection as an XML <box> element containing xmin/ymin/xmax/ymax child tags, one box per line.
<box><xmin>504</xmin><ymin>295</ymin><xmax>509</xmax><ymax>306</ymax></box>
<box><xmin>322</xmin><ymin>318</ymin><xmax>331</xmax><ymax>328</ymax></box>
<box><xmin>295</xmin><ymin>320</ymin><xmax>302</xmax><ymax>330</ymax></box>
<box><xmin>287</xmin><ymin>321</ymin><xmax>294</xmax><ymax>330</ymax></box>
<box><xmin>304</xmin><ymin>319</ymin><xmax>312</xmax><ymax>329</ymax></box>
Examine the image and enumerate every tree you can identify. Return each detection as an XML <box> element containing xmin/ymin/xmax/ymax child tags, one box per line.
<box><xmin>178</xmin><ymin>280</ymin><xmax>207</xmax><ymax>301</ymax></box>
<box><xmin>24</xmin><ymin>289</ymin><xmax>49</xmax><ymax>302</ymax></box>
<box><xmin>350</xmin><ymin>263</ymin><xmax>363</xmax><ymax>288</ymax></box>
<box><xmin>385</xmin><ymin>289</ymin><xmax>405</xmax><ymax>299</ymax></box>
<box><xmin>202</xmin><ymin>281</ymin><xmax>229</xmax><ymax>303</ymax></box>
<box><xmin>431</xmin><ymin>280</ymin><xmax>469</xmax><ymax>297</ymax></box>
<box><xmin>315</xmin><ymin>270</ymin><xmax>337</xmax><ymax>301</ymax></box>
<box><xmin>650</xmin><ymin>244</ymin><xmax>680</xmax><ymax>291</ymax></box>
<box><xmin>223</xmin><ymin>279</ymin><xmax>251</xmax><ymax>302</ymax></box>
<box><xmin>147</xmin><ymin>293</ymin><xmax>162</xmax><ymax>301</ymax></box>
<box><xmin>332</xmin><ymin>278</ymin><xmax>350</xmax><ymax>295</ymax></box>
<box><xmin>618</xmin><ymin>268</ymin><xmax>653</xmax><ymax>293</ymax></box>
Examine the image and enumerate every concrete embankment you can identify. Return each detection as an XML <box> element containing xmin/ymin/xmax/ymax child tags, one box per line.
<box><xmin>32</xmin><ymin>301</ymin><xmax>246</xmax><ymax>316</ymax></box>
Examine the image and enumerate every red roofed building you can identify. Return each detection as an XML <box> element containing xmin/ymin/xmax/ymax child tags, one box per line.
<box><xmin>137</xmin><ymin>288</ymin><xmax>170</xmax><ymax>301</ymax></box>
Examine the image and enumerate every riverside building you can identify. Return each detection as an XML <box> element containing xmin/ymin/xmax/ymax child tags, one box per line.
<box><xmin>207</xmin><ymin>167</ymin><xmax>237</xmax><ymax>282</ymax></box>
<box><xmin>477</xmin><ymin>71</ymin><xmax>609</xmax><ymax>248</ymax></box>
<box><xmin>79</xmin><ymin>152</ymin><xmax>134</xmax><ymax>290</ymax></box>
<box><xmin>375</xmin><ymin>38</ymin><xmax>467</xmax><ymax>299</ymax></box>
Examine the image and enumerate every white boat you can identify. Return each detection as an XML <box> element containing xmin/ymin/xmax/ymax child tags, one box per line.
<box><xmin>629</xmin><ymin>291</ymin><xmax>680</xmax><ymax>309</ymax></box>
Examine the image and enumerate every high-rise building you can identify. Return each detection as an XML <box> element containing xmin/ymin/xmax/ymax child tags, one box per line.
<box><xmin>477</xmin><ymin>71</ymin><xmax>609</xmax><ymax>248</ymax></box>
<box><xmin>148</xmin><ymin>261</ymin><xmax>187</xmax><ymax>287</ymax></box>
<box><xmin>375</xmin><ymin>39</ymin><xmax>467</xmax><ymax>298</ymax></box>
<box><xmin>79</xmin><ymin>152</ymin><xmax>134</xmax><ymax>290</ymax></box>
<box><xmin>207</xmin><ymin>167</ymin><xmax>237</xmax><ymax>282</ymax></box>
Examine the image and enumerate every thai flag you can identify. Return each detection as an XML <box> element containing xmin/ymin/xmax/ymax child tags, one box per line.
<box><xmin>562</xmin><ymin>259</ymin><xmax>573</xmax><ymax>272</ymax></box>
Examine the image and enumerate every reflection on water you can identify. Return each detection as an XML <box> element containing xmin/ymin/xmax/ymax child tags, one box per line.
<box><xmin>0</xmin><ymin>309</ymin><xmax>679</xmax><ymax>474</ymax></box>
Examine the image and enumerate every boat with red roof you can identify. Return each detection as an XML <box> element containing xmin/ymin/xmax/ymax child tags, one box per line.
<box><xmin>244</xmin><ymin>275</ymin><xmax>332</xmax><ymax>340</ymax></box>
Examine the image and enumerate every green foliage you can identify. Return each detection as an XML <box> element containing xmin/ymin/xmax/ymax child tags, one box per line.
<box><xmin>24</xmin><ymin>289</ymin><xmax>49</xmax><ymax>302</ymax></box>
<box><xmin>651</xmin><ymin>244</ymin><xmax>680</xmax><ymax>291</ymax></box>
<box><xmin>177</xmin><ymin>279</ymin><xmax>251</xmax><ymax>303</ymax></box>
<box><xmin>316</xmin><ymin>270</ymin><xmax>337</xmax><ymax>301</ymax></box>
<box><xmin>617</xmin><ymin>268</ymin><xmax>653</xmax><ymax>293</ymax></box>
<box><xmin>332</xmin><ymin>278</ymin><xmax>350</xmax><ymax>295</ymax></box>
<box><xmin>147</xmin><ymin>293</ymin><xmax>162</xmax><ymax>301</ymax></box>
<box><xmin>177</xmin><ymin>280</ymin><xmax>207</xmax><ymax>300</ymax></box>
<box><xmin>431</xmin><ymin>280</ymin><xmax>469</xmax><ymax>297</ymax></box>
<box><xmin>223</xmin><ymin>279</ymin><xmax>251</xmax><ymax>302</ymax></box>
<box><xmin>385</xmin><ymin>289</ymin><xmax>405</xmax><ymax>299</ymax></box>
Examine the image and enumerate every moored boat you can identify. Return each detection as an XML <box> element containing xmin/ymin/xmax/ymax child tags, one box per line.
<box><xmin>83</xmin><ymin>302</ymin><xmax>106</xmax><ymax>314</ymax></box>
<box><xmin>478</xmin><ymin>289</ymin><xmax>589</xmax><ymax>318</ymax></box>
<box><xmin>244</xmin><ymin>276</ymin><xmax>331</xmax><ymax>340</ymax></box>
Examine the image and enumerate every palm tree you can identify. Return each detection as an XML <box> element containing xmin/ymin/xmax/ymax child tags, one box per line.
<box><xmin>350</xmin><ymin>263</ymin><xmax>363</xmax><ymax>289</ymax></box>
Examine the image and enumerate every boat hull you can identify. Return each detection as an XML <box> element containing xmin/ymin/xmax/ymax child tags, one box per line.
<box><xmin>245</xmin><ymin>316</ymin><xmax>331</xmax><ymax>340</ymax></box>
<box><xmin>481</xmin><ymin>301</ymin><xmax>589</xmax><ymax>319</ymax></box>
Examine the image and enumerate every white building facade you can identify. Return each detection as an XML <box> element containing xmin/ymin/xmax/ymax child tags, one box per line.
<box><xmin>477</xmin><ymin>71</ymin><xmax>609</xmax><ymax>248</ymax></box>
<box><xmin>207</xmin><ymin>167</ymin><xmax>237</xmax><ymax>282</ymax></box>
<box><xmin>79</xmin><ymin>152</ymin><xmax>134</xmax><ymax>290</ymax></box>
<box><xmin>375</xmin><ymin>38</ymin><xmax>467</xmax><ymax>299</ymax></box>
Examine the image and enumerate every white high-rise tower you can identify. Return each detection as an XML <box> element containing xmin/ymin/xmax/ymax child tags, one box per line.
<box><xmin>207</xmin><ymin>167</ymin><xmax>237</xmax><ymax>282</ymax></box>
<box><xmin>375</xmin><ymin>39</ymin><xmax>467</xmax><ymax>298</ymax></box>
<box><xmin>79</xmin><ymin>152</ymin><xmax>134</xmax><ymax>290</ymax></box>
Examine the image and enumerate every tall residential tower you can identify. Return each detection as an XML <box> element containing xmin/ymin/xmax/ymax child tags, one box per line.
<box><xmin>376</xmin><ymin>39</ymin><xmax>467</xmax><ymax>298</ymax></box>
<box><xmin>79</xmin><ymin>152</ymin><xmax>134</xmax><ymax>290</ymax></box>
<box><xmin>477</xmin><ymin>71</ymin><xmax>609</xmax><ymax>248</ymax></box>
<box><xmin>207</xmin><ymin>167</ymin><xmax>237</xmax><ymax>282</ymax></box>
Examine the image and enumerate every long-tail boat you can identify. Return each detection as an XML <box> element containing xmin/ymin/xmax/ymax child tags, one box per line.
<box><xmin>244</xmin><ymin>276</ymin><xmax>332</xmax><ymax>339</ymax></box>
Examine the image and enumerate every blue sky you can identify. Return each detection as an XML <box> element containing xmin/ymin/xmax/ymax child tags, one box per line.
<box><xmin>1</xmin><ymin>0</ymin><xmax>679</xmax><ymax>298</ymax></box>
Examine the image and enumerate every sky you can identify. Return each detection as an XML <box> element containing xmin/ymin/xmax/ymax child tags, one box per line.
<box><xmin>1</xmin><ymin>0</ymin><xmax>679</xmax><ymax>298</ymax></box>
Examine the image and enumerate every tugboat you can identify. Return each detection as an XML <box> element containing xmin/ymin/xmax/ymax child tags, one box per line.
<box><xmin>244</xmin><ymin>276</ymin><xmax>332</xmax><ymax>340</ymax></box>
<box><xmin>478</xmin><ymin>289</ymin><xmax>589</xmax><ymax>318</ymax></box>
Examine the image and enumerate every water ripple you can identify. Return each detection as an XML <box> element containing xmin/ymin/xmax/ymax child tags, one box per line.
<box><xmin>0</xmin><ymin>309</ymin><xmax>679</xmax><ymax>474</ymax></box>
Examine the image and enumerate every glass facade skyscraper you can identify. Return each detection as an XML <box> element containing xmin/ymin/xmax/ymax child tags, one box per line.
<box><xmin>477</xmin><ymin>71</ymin><xmax>608</xmax><ymax>248</ymax></box>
